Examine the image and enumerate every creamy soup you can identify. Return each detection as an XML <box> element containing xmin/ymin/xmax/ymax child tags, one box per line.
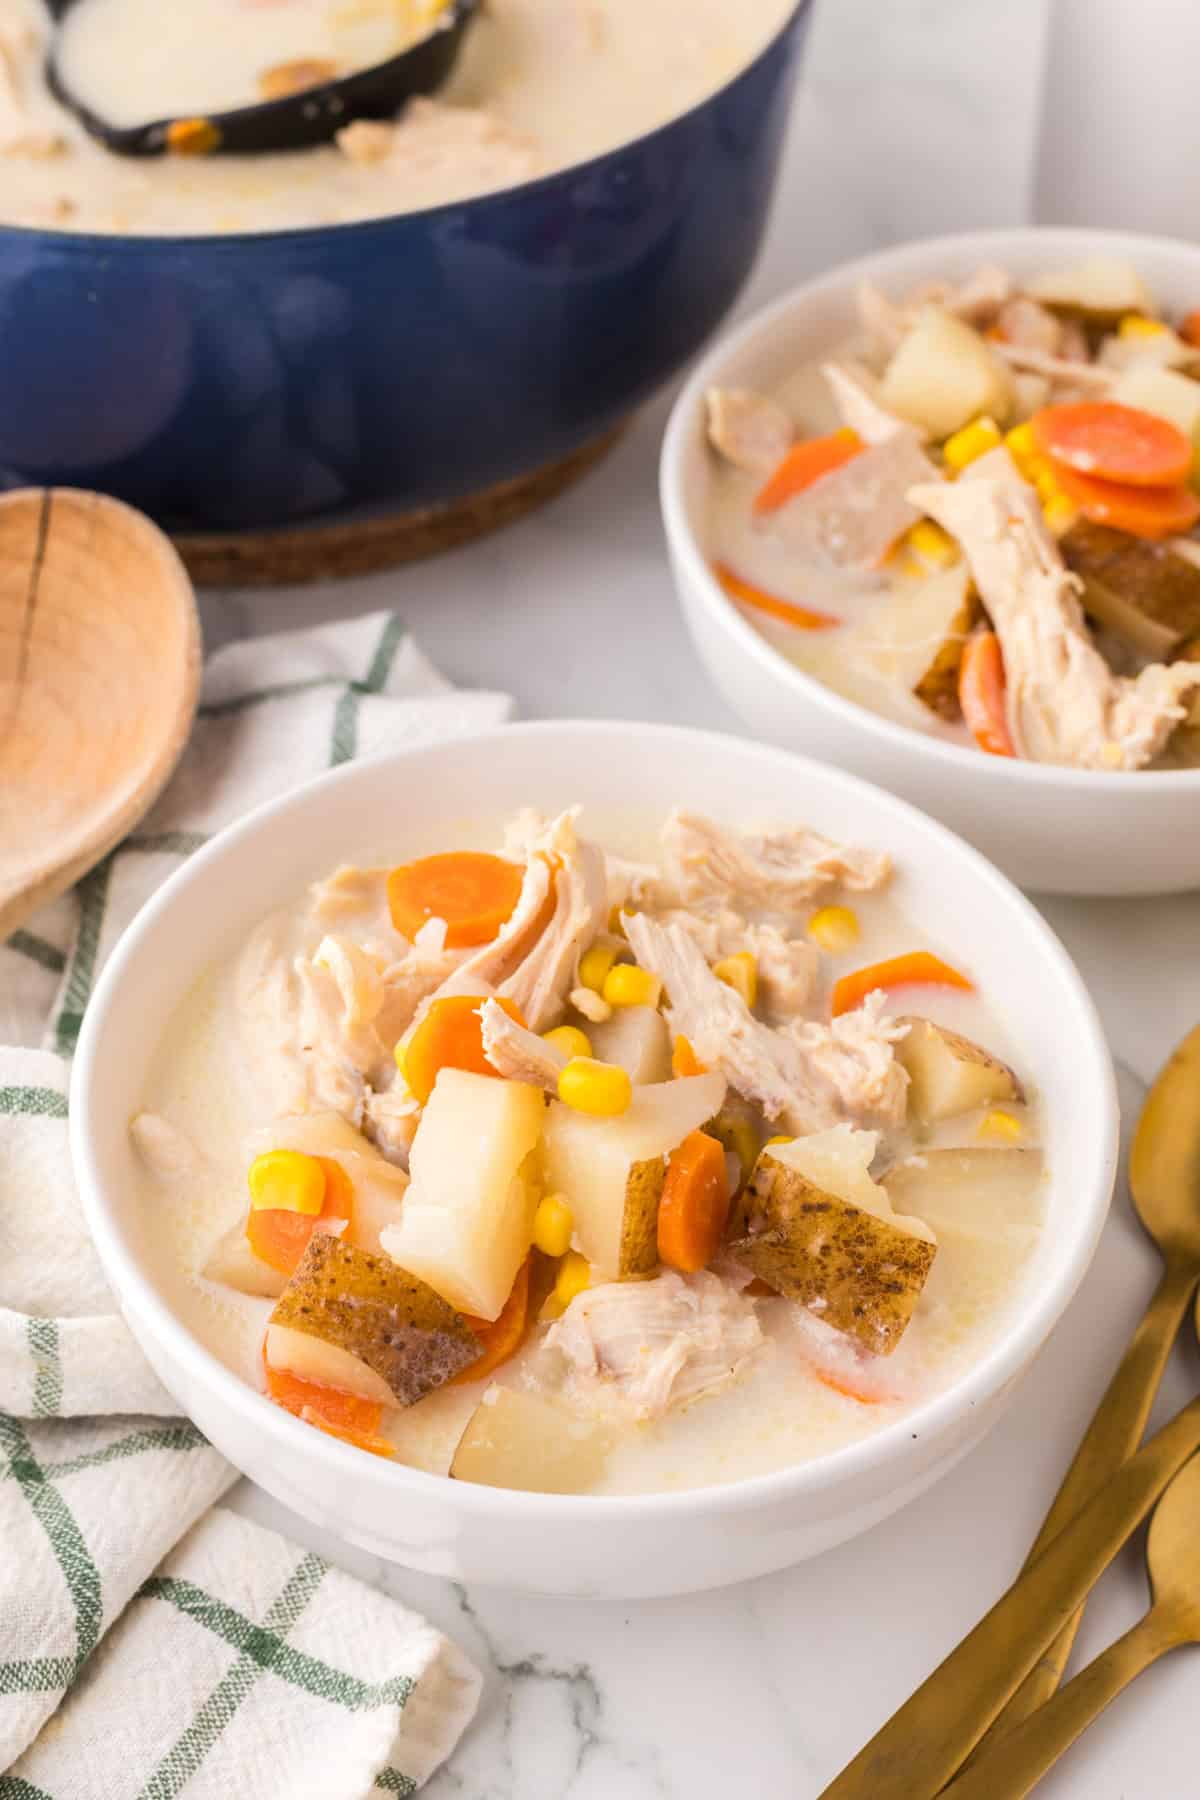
<box><xmin>131</xmin><ymin>807</ymin><xmax>1045</xmax><ymax>1497</ymax></box>
<box><xmin>0</xmin><ymin>0</ymin><xmax>795</xmax><ymax>234</ymax></box>
<box><xmin>706</xmin><ymin>255</ymin><xmax>1200</xmax><ymax>771</ymax></box>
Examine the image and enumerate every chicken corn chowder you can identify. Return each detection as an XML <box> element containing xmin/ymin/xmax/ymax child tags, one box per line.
<box><xmin>132</xmin><ymin>808</ymin><xmax>1045</xmax><ymax>1496</ymax></box>
<box><xmin>707</xmin><ymin>255</ymin><xmax>1200</xmax><ymax>771</ymax></box>
<box><xmin>1</xmin><ymin>0</ymin><xmax>795</xmax><ymax>235</ymax></box>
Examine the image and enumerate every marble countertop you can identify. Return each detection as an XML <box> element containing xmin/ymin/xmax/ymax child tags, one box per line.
<box><xmin>200</xmin><ymin>3</ymin><xmax>1200</xmax><ymax>1792</ymax></box>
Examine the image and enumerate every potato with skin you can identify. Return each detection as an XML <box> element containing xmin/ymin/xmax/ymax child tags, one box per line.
<box><xmin>450</xmin><ymin>1387</ymin><xmax>610</xmax><ymax>1494</ymax></box>
<box><xmin>380</xmin><ymin>1069</ymin><xmax>545</xmax><ymax>1320</ymax></box>
<box><xmin>885</xmin><ymin>1147</ymin><xmax>1045</xmax><ymax>1243</ymax></box>
<box><xmin>910</xmin><ymin>573</ymin><xmax>983</xmax><ymax>720</ymax></box>
<box><xmin>542</xmin><ymin>1070</ymin><xmax>726</xmax><ymax>1281</ymax></box>
<box><xmin>1060</xmin><ymin>520</ymin><xmax>1200</xmax><ymax>661</ymax></box>
<box><xmin>730</xmin><ymin>1128</ymin><xmax>936</xmax><ymax>1355</ymax></box>
<box><xmin>1025</xmin><ymin>256</ymin><xmax>1153</xmax><ymax>329</ymax></box>
<box><xmin>266</xmin><ymin>1235</ymin><xmax>479</xmax><ymax>1408</ymax></box>
<box><xmin>879</xmin><ymin>307</ymin><xmax>1013</xmax><ymax>439</ymax></box>
<box><xmin>895</xmin><ymin>1017</ymin><xmax>1023</xmax><ymax>1124</ymax></box>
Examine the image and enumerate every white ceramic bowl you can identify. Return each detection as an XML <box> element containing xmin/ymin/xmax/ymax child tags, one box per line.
<box><xmin>662</xmin><ymin>227</ymin><xmax>1200</xmax><ymax>896</ymax></box>
<box><xmin>71</xmin><ymin>722</ymin><xmax>1117</xmax><ymax>1597</ymax></box>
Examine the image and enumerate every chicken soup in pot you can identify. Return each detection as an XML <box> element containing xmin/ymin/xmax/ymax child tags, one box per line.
<box><xmin>706</xmin><ymin>254</ymin><xmax>1200</xmax><ymax>771</ymax></box>
<box><xmin>1</xmin><ymin>0</ymin><xmax>796</xmax><ymax>234</ymax></box>
<box><xmin>132</xmin><ymin>806</ymin><xmax>1045</xmax><ymax>1496</ymax></box>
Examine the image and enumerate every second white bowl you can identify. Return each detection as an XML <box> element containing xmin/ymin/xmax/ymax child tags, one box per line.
<box><xmin>662</xmin><ymin>227</ymin><xmax>1200</xmax><ymax>896</ymax></box>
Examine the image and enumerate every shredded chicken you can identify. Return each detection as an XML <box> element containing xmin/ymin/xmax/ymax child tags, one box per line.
<box><xmin>479</xmin><ymin>998</ymin><xmax>567</xmax><ymax>1092</ymax></box>
<box><xmin>378</xmin><ymin>940</ymin><xmax>467</xmax><ymax>1041</ymax></box>
<box><xmin>430</xmin><ymin>841</ymin><xmax>554</xmax><ymax>1000</ymax></box>
<box><xmin>912</xmin><ymin>456</ymin><xmax>1200</xmax><ymax>768</ymax></box>
<box><xmin>623</xmin><ymin>913</ymin><xmax>905</xmax><ymax>1131</ymax></box>
<box><xmin>497</xmin><ymin>816</ymin><xmax>608</xmax><ymax>1032</ymax></box>
<box><xmin>361</xmin><ymin>1085</ymin><xmax>420</xmax><ymax>1166</ymax></box>
<box><xmin>765</xmin><ymin>427</ymin><xmax>934</xmax><ymax>570</ymax></box>
<box><xmin>856</xmin><ymin>266</ymin><xmax>1013</xmax><ymax>356</ymax></box>
<box><xmin>308</xmin><ymin>864</ymin><xmax>395</xmax><ymax>931</ymax></box>
<box><xmin>705</xmin><ymin>386</ymin><xmax>793</xmax><ymax>474</ymax></box>
<box><xmin>781</xmin><ymin>994</ymin><xmax>909</xmax><ymax>1125</ymax></box>
<box><xmin>992</xmin><ymin>341</ymin><xmax>1114</xmax><ymax>393</ymax></box>
<box><xmin>544</xmin><ymin>1271</ymin><xmax>763</xmax><ymax>1422</ymax></box>
<box><xmin>605</xmin><ymin>853</ymin><xmax>670</xmax><ymax>914</ymax></box>
<box><xmin>130</xmin><ymin>1112</ymin><xmax>204</xmax><ymax>1180</ymax></box>
<box><xmin>650</xmin><ymin>907</ymin><xmax>819</xmax><ymax>1022</ymax></box>
<box><xmin>660</xmin><ymin>811</ymin><xmax>890</xmax><ymax>916</ymax></box>
<box><xmin>994</xmin><ymin>296</ymin><xmax>1062</xmax><ymax>356</ymax></box>
<box><xmin>1097</xmin><ymin>327</ymin><xmax>1200</xmax><ymax>375</ymax></box>
<box><xmin>822</xmin><ymin>360</ymin><xmax>926</xmax><ymax>446</ymax></box>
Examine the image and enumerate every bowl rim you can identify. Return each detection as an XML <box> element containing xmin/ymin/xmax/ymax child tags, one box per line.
<box><xmin>1</xmin><ymin>0</ymin><xmax>812</xmax><ymax>256</ymax></box>
<box><xmin>661</xmin><ymin>224</ymin><xmax>1200</xmax><ymax>795</ymax></box>
<box><xmin>71</xmin><ymin>719</ymin><xmax>1118</xmax><ymax>1521</ymax></box>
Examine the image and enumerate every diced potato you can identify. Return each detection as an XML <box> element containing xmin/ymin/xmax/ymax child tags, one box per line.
<box><xmin>895</xmin><ymin>1017</ymin><xmax>1023</xmax><ymax>1124</ymax></box>
<box><xmin>1109</xmin><ymin>364</ymin><xmax>1200</xmax><ymax>444</ymax></box>
<box><xmin>1060</xmin><ymin>520</ymin><xmax>1200</xmax><ymax>660</ymax></box>
<box><xmin>907</xmin><ymin>565</ymin><xmax>983</xmax><ymax>720</ymax></box>
<box><xmin>380</xmin><ymin>1070</ymin><xmax>545</xmax><ymax>1320</ymax></box>
<box><xmin>879</xmin><ymin>307</ymin><xmax>1014</xmax><ymax>439</ymax></box>
<box><xmin>266</xmin><ymin>1235</ymin><xmax>479</xmax><ymax>1407</ymax></box>
<box><xmin>542</xmin><ymin>1070</ymin><xmax>726</xmax><ymax>1281</ymax></box>
<box><xmin>588</xmin><ymin>1004</ymin><xmax>672</xmax><ymax>1084</ymax></box>
<box><xmin>728</xmin><ymin>1126</ymin><xmax>936</xmax><ymax>1355</ymax></box>
<box><xmin>203</xmin><ymin>1219</ymin><xmax>288</xmax><ymax>1300</ymax></box>
<box><xmin>885</xmin><ymin>1147</ymin><xmax>1045</xmax><ymax>1243</ymax></box>
<box><xmin>1026</xmin><ymin>256</ymin><xmax>1153</xmax><ymax>327</ymax></box>
<box><xmin>450</xmin><ymin>1387</ymin><xmax>610</xmax><ymax>1494</ymax></box>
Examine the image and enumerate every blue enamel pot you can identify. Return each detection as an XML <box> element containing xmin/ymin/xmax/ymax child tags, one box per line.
<box><xmin>0</xmin><ymin>2</ymin><xmax>812</xmax><ymax>536</ymax></box>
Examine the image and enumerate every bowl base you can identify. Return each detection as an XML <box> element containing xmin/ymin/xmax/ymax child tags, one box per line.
<box><xmin>171</xmin><ymin>422</ymin><xmax>626</xmax><ymax>588</ymax></box>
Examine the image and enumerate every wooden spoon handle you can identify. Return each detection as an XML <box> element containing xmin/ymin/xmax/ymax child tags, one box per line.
<box><xmin>939</xmin><ymin>1613</ymin><xmax>1176</xmax><ymax>1800</ymax></box>
<box><xmin>970</xmin><ymin>1256</ymin><xmax>1199</xmax><ymax>1760</ymax></box>
<box><xmin>818</xmin><ymin>1395</ymin><xmax>1200</xmax><ymax>1800</ymax></box>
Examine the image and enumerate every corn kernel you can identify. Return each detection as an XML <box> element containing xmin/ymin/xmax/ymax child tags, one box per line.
<box><xmin>1035</xmin><ymin>465</ymin><xmax>1066</xmax><ymax>507</ymax></box>
<box><xmin>943</xmin><ymin>416</ymin><xmax>1002</xmax><ymax>474</ymax></box>
<box><xmin>557</xmin><ymin>1056</ymin><xmax>633</xmax><ymax>1117</ymax></box>
<box><xmin>807</xmin><ymin>905</ymin><xmax>860</xmax><ymax>953</ymax></box>
<box><xmin>393</xmin><ymin>1039</ymin><xmax>407</xmax><ymax>1077</ymax></box>
<box><xmin>1043</xmin><ymin>494</ymin><xmax>1078</xmax><ymax>536</ymax></box>
<box><xmin>908</xmin><ymin>519</ymin><xmax>960</xmax><ymax>569</ymax></box>
<box><xmin>578</xmin><ymin>942</ymin><xmax>619</xmax><ymax>992</ymax></box>
<box><xmin>1118</xmin><ymin>314</ymin><xmax>1167</xmax><ymax>339</ymax></box>
<box><xmin>764</xmin><ymin>1134</ymin><xmax>794</xmax><ymax>1148</ymax></box>
<box><xmin>532</xmin><ymin>1193</ymin><xmax>575</xmax><ymax>1258</ymax></box>
<box><xmin>602</xmin><ymin>963</ymin><xmax>662</xmax><ymax>1009</ymax></box>
<box><xmin>543</xmin><ymin>1024</ymin><xmax>592</xmax><ymax>1061</ymax></box>
<box><xmin>713</xmin><ymin>951</ymin><xmax>758</xmax><ymax>1009</ymax></box>
<box><xmin>248</xmin><ymin>1149</ymin><xmax>326</xmax><ymax>1216</ymax></box>
<box><xmin>979</xmin><ymin>1108</ymin><xmax>1023</xmax><ymax>1142</ymax></box>
<box><xmin>608</xmin><ymin>905</ymin><xmax>629</xmax><ymax>936</ymax></box>
<box><xmin>1004</xmin><ymin>422</ymin><xmax>1039</xmax><ymax>478</ymax></box>
<box><xmin>554</xmin><ymin>1251</ymin><xmax>591</xmax><ymax>1308</ymax></box>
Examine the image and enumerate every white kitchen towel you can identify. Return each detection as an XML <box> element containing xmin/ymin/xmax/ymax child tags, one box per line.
<box><xmin>1</xmin><ymin>610</ymin><xmax>509</xmax><ymax>1793</ymax></box>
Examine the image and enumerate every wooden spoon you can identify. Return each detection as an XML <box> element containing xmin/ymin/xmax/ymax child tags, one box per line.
<box><xmin>0</xmin><ymin>488</ymin><xmax>200</xmax><ymax>942</ymax></box>
<box><xmin>939</xmin><ymin>1449</ymin><xmax>1200</xmax><ymax>1799</ymax></box>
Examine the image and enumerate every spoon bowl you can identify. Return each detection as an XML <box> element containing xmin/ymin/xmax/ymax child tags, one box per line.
<box><xmin>45</xmin><ymin>0</ymin><xmax>477</xmax><ymax>157</ymax></box>
<box><xmin>0</xmin><ymin>488</ymin><xmax>200</xmax><ymax>940</ymax></box>
<box><xmin>1130</xmin><ymin>1023</ymin><xmax>1200</xmax><ymax>1258</ymax></box>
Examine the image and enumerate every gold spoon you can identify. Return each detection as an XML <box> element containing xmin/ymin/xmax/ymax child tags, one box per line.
<box><xmin>938</xmin><ymin>1447</ymin><xmax>1200</xmax><ymax>1800</ymax></box>
<box><xmin>0</xmin><ymin>488</ymin><xmax>200</xmax><ymax>941</ymax></box>
<box><xmin>962</xmin><ymin>1028</ymin><xmax>1200</xmax><ymax>1760</ymax></box>
<box><xmin>820</xmin><ymin>1028</ymin><xmax>1200</xmax><ymax>1800</ymax></box>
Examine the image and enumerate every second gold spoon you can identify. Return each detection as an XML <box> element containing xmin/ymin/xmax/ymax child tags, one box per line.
<box><xmin>939</xmin><ymin>1446</ymin><xmax>1200</xmax><ymax>1800</ymax></box>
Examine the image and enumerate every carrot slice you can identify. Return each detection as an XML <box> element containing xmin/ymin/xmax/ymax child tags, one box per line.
<box><xmin>812</xmin><ymin>1367</ymin><xmax>892</xmax><ymax>1405</ymax></box>
<box><xmin>387</xmin><ymin>851</ymin><xmax>525</xmax><ymax>948</ymax></box>
<box><xmin>245</xmin><ymin>1156</ymin><xmax>354</xmax><ymax>1276</ymax></box>
<box><xmin>671</xmin><ymin>1035</ymin><xmax>707</xmax><ymax>1078</ymax></box>
<box><xmin>830</xmin><ymin>951</ymin><xmax>973</xmax><ymax>1018</ymax></box>
<box><xmin>1050</xmin><ymin>463</ymin><xmax>1200</xmax><ymax>539</ymax></box>
<box><xmin>1032</xmin><ymin>402</ymin><xmax>1192</xmax><ymax>488</ymax></box>
<box><xmin>959</xmin><ymin>630</ymin><xmax>1016</xmax><ymax>759</ymax></box>
<box><xmin>265</xmin><ymin>1365</ymin><xmax>383</xmax><ymax>1435</ymax></box>
<box><xmin>402</xmin><ymin>993</ymin><xmax>526</xmax><ymax>1106</ymax></box>
<box><xmin>657</xmin><ymin>1129</ymin><xmax>731</xmax><ymax>1274</ymax></box>
<box><xmin>752</xmin><ymin>429</ymin><xmax>862</xmax><ymax>515</ymax></box>
<box><xmin>454</xmin><ymin>1256</ymin><xmax>532</xmax><ymax>1384</ymax></box>
<box><xmin>1181</xmin><ymin>309</ymin><xmax>1200</xmax><ymax>350</ymax></box>
<box><xmin>713</xmin><ymin>563</ymin><xmax>840</xmax><ymax>631</ymax></box>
